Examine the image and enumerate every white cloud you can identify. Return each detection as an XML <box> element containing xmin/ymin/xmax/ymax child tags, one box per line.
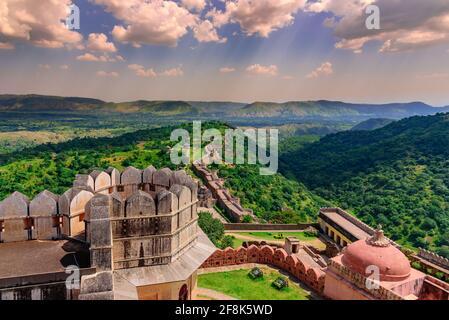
<box><xmin>94</xmin><ymin>0</ymin><xmax>197</xmax><ymax>47</ymax></box>
<box><xmin>60</xmin><ymin>65</ymin><xmax>70</xmax><ymax>70</ymax></box>
<box><xmin>160</xmin><ymin>67</ymin><xmax>184</xmax><ymax>77</ymax></box>
<box><xmin>76</xmin><ymin>53</ymin><xmax>121</xmax><ymax>62</ymax></box>
<box><xmin>181</xmin><ymin>0</ymin><xmax>207</xmax><ymax>12</ymax></box>
<box><xmin>307</xmin><ymin>0</ymin><xmax>449</xmax><ymax>53</ymax></box>
<box><xmin>306</xmin><ymin>62</ymin><xmax>333</xmax><ymax>78</ymax></box>
<box><xmin>0</xmin><ymin>0</ymin><xmax>82</xmax><ymax>49</ymax></box>
<box><xmin>220</xmin><ymin>67</ymin><xmax>236</xmax><ymax>73</ymax></box>
<box><xmin>246</xmin><ymin>64</ymin><xmax>278</xmax><ymax>76</ymax></box>
<box><xmin>128</xmin><ymin>64</ymin><xmax>157</xmax><ymax>78</ymax></box>
<box><xmin>38</xmin><ymin>64</ymin><xmax>51</xmax><ymax>70</ymax></box>
<box><xmin>207</xmin><ymin>0</ymin><xmax>306</xmax><ymax>37</ymax></box>
<box><xmin>128</xmin><ymin>64</ymin><xmax>184</xmax><ymax>77</ymax></box>
<box><xmin>193</xmin><ymin>20</ymin><xmax>226</xmax><ymax>43</ymax></box>
<box><xmin>87</xmin><ymin>33</ymin><xmax>117</xmax><ymax>53</ymax></box>
<box><xmin>96</xmin><ymin>70</ymin><xmax>119</xmax><ymax>77</ymax></box>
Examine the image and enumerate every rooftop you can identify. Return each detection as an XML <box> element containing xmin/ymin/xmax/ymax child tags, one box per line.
<box><xmin>0</xmin><ymin>240</ymin><xmax>90</xmax><ymax>280</ymax></box>
<box><xmin>320</xmin><ymin>209</ymin><xmax>370</xmax><ymax>240</ymax></box>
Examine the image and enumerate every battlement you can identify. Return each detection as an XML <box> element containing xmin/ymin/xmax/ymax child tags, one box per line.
<box><xmin>0</xmin><ymin>166</ymin><xmax>199</xmax><ymax>243</ymax></box>
<box><xmin>418</xmin><ymin>248</ymin><xmax>449</xmax><ymax>270</ymax></box>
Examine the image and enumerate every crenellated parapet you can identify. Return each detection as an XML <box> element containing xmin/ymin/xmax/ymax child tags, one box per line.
<box><xmin>418</xmin><ymin>248</ymin><xmax>449</xmax><ymax>270</ymax></box>
<box><xmin>0</xmin><ymin>166</ymin><xmax>200</xmax><ymax>244</ymax></box>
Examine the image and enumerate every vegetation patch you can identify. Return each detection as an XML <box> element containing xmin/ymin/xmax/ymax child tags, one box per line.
<box><xmin>198</xmin><ymin>268</ymin><xmax>311</xmax><ymax>300</ymax></box>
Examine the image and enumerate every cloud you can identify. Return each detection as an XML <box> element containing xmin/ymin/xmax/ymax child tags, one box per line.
<box><xmin>181</xmin><ymin>0</ymin><xmax>207</xmax><ymax>12</ymax></box>
<box><xmin>0</xmin><ymin>0</ymin><xmax>82</xmax><ymax>49</ymax></box>
<box><xmin>87</xmin><ymin>33</ymin><xmax>117</xmax><ymax>53</ymax></box>
<box><xmin>160</xmin><ymin>67</ymin><xmax>184</xmax><ymax>77</ymax></box>
<box><xmin>193</xmin><ymin>20</ymin><xmax>227</xmax><ymax>43</ymax></box>
<box><xmin>306</xmin><ymin>62</ymin><xmax>333</xmax><ymax>78</ymax></box>
<box><xmin>307</xmin><ymin>0</ymin><xmax>449</xmax><ymax>53</ymax></box>
<box><xmin>96</xmin><ymin>71</ymin><xmax>119</xmax><ymax>77</ymax></box>
<box><xmin>207</xmin><ymin>0</ymin><xmax>306</xmax><ymax>37</ymax></box>
<box><xmin>219</xmin><ymin>67</ymin><xmax>236</xmax><ymax>73</ymax></box>
<box><xmin>60</xmin><ymin>65</ymin><xmax>70</xmax><ymax>70</ymax></box>
<box><xmin>76</xmin><ymin>53</ymin><xmax>121</xmax><ymax>62</ymax></box>
<box><xmin>128</xmin><ymin>64</ymin><xmax>184</xmax><ymax>77</ymax></box>
<box><xmin>128</xmin><ymin>64</ymin><xmax>157</xmax><ymax>78</ymax></box>
<box><xmin>246</xmin><ymin>64</ymin><xmax>278</xmax><ymax>76</ymax></box>
<box><xmin>93</xmin><ymin>0</ymin><xmax>197</xmax><ymax>47</ymax></box>
<box><xmin>38</xmin><ymin>64</ymin><xmax>51</xmax><ymax>70</ymax></box>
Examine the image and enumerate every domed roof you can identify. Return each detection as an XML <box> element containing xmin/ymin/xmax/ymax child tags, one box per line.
<box><xmin>341</xmin><ymin>226</ymin><xmax>411</xmax><ymax>282</ymax></box>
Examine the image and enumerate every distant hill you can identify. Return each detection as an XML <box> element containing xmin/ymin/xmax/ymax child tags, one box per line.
<box><xmin>111</xmin><ymin>100</ymin><xmax>198</xmax><ymax>116</ymax></box>
<box><xmin>280</xmin><ymin>113</ymin><xmax>449</xmax><ymax>255</ymax></box>
<box><xmin>351</xmin><ymin>118</ymin><xmax>394</xmax><ymax>131</ymax></box>
<box><xmin>1</xmin><ymin>95</ymin><xmax>448</xmax><ymax>120</ymax></box>
<box><xmin>233</xmin><ymin>100</ymin><xmax>449</xmax><ymax>120</ymax></box>
<box><xmin>0</xmin><ymin>94</ymin><xmax>106</xmax><ymax>111</ymax></box>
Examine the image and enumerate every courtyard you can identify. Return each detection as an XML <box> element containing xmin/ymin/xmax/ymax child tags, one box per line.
<box><xmin>196</xmin><ymin>265</ymin><xmax>314</xmax><ymax>300</ymax></box>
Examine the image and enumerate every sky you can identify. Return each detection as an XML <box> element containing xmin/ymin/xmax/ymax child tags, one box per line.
<box><xmin>0</xmin><ymin>0</ymin><xmax>449</xmax><ymax>105</ymax></box>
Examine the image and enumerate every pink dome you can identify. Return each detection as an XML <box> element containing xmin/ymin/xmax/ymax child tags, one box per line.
<box><xmin>341</xmin><ymin>228</ymin><xmax>411</xmax><ymax>282</ymax></box>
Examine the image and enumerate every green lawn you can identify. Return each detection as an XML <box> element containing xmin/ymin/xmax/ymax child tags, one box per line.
<box><xmin>198</xmin><ymin>268</ymin><xmax>312</xmax><ymax>300</ymax></box>
<box><xmin>235</xmin><ymin>231</ymin><xmax>317</xmax><ymax>242</ymax></box>
<box><xmin>231</xmin><ymin>237</ymin><xmax>245</xmax><ymax>248</ymax></box>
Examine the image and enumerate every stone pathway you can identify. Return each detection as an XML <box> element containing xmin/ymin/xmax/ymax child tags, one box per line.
<box><xmin>195</xmin><ymin>288</ymin><xmax>238</xmax><ymax>300</ymax></box>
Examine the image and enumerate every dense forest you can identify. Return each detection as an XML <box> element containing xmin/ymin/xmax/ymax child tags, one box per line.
<box><xmin>280</xmin><ymin>113</ymin><xmax>449</xmax><ymax>257</ymax></box>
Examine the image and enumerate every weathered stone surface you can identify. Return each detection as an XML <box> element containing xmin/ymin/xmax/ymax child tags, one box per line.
<box><xmin>170</xmin><ymin>184</ymin><xmax>192</xmax><ymax>228</ymax></box>
<box><xmin>157</xmin><ymin>190</ymin><xmax>178</xmax><ymax>215</ymax></box>
<box><xmin>110</xmin><ymin>193</ymin><xmax>124</xmax><ymax>218</ymax></box>
<box><xmin>143</xmin><ymin>165</ymin><xmax>156</xmax><ymax>184</ymax></box>
<box><xmin>94</xmin><ymin>171</ymin><xmax>111</xmax><ymax>192</ymax></box>
<box><xmin>80</xmin><ymin>271</ymin><xmax>113</xmax><ymax>294</ymax></box>
<box><xmin>153</xmin><ymin>168</ymin><xmax>172</xmax><ymax>187</ymax></box>
<box><xmin>78</xmin><ymin>291</ymin><xmax>114</xmax><ymax>300</ymax></box>
<box><xmin>30</xmin><ymin>190</ymin><xmax>59</xmax><ymax>240</ymax></box>
<box><xmin>73</xmin><ymin>174</ymin><xmax>94</xmax><ymax>191</ymax></box>
<box><xmin>0</xmin><ymin>191</ymin><xmax>29</xmax><ymax>218</ymax></box>
<box><xmin>59</xmin><ymin>188</ymin><xmax>94</xmax><ymax>236</ymax></box>
<box><xmin>85</xmin><ymin>194</ymin><xmax>110</xmax><ymax>221</ymax></box>
<box><xmin>121</xmin><ymin>166</ymin><xmax>142</xmax><ymax>185</ymax></box>
<box><xmin>89</xmin><ymin>170</ymin><xmax>102</xmax><ymax>180</ymax></box>
<box><xmin>172</xmin><ymin>170</ymin><xmax>188</xmax><ymax>185</ymax></box>
<box><xmin>125</xmin><ymin>191</ymin><xmax>156</xmax><ymax>217</ymax></box>
<box><xmin>30</xmin><ymin>190</ymin><xmax>58</xmax><ymax>217</ymax></box>
<box><xmin>106</xmin><ymin>167</ymin><xmax>120</xmax><ymax>186</ymax></box>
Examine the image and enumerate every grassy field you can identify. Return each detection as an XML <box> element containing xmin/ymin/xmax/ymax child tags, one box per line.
<box><xmin>198</xmin><ymin>268</ymin><xmax>312</xmax><ymax>300</ymax></box>
<box><xmin>234</xmin><ymin>231</ymin><xmax>317</xmax><ymax>242</ymax></box>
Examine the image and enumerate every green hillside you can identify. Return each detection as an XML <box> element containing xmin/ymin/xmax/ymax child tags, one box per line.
<box><xmin>351</xmin><ymin>118</ymin><xmax>394</xmax><ymax>131</ymax></box>
<box><xmin>280</xmin><ymin>113</ymin><xmax>449</xmax><ymax>256</ymax></box>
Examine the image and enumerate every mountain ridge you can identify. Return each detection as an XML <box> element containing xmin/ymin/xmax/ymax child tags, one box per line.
<box><xmin>1</xmin><ymin>94</ymin><xmax>448</xmax><ymax>119</ymax></box>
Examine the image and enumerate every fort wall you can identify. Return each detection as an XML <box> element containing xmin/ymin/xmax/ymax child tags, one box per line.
<box><xmin>0</xmin><ymin>166</ymin><xmax>200</xmax><ymax>243</ymax></box>
<box><xmin>192</xmin><ymin>163</ymin><xmax>254</xmax><ymax>222</ymax></box>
